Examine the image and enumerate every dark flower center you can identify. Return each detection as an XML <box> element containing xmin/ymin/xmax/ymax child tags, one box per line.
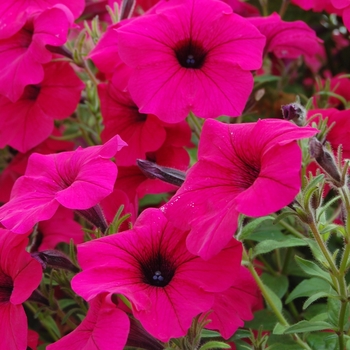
<box><xmin>140</xmin><ymin>252</ymin><xmax>175</xmax><ymax>287</ymax></box>
<box><xmin>22</xmin><ymin>84</ymin><xmax>41</xmax><ymax>100</ymax></box>
<box><xmin>231</xmin><ymin>144</ymin><xmax>261</xmax><ymax>190</ymax></box>
<box><xmin>0</xmin><ymin>270</ymin><xmax>13</xmax><ymax>304</ymax></box>
<box><xmin>174</xmin><ymin>39</ymin><xmax>207</xmax><ymax>69</ymax></box>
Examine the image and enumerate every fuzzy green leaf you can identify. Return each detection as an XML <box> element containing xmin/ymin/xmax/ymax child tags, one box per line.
<box><xmin>294</xmin><ymin>256</ymin><xmax>333</xmax><ymax>284</ymax></box>
<box><xmin>287</xmin><ymin>278</ymin><xmax>330</xmax><ymax>303</ymax></box>
<box><xmin>283</xmin><ymin>320</ymin><xmax>334</xmax><ymax>334</ymax></box>
<box><xmin>238</xmin><ymin>216</ymin><xmax>274</xmax><ymax>240</ymax></box>
<box><xmin>252</xmin><ymin>238</ymin><xmax>307</xmax><ymax>257</ymax></box>
<box><xmin>261</xmin><ymin>273</ymin><xmax>289</xmax><ymax>299</ymax></box>
<box><xmin>199</xmin><ymin>341</ymin><xmax>231</xmax><ymax>350</ymax></box>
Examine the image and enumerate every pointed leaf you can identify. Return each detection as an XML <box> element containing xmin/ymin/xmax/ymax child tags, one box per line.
<box><xmin>283</xmin><ymin>320</ymin><xmax>335</xmax><ymax>334</ymax></box>
<box><xmin>286</xmin><ymin>278</ymin><xmax>330</xmax><ymax>303</ymax></box>
<box><xmin>199</xmin><ymin>341</ymin><xmax>231</xmax><ymax>350</ymax></box>
<box><xmin>253</xmin><ymin>238</ymin><xmax>307</xmax><ymax>257</ymax></box>
<box><xmin>294</xmin><ymin>256</ymin><xmax>333</xmax><ymax>284</ymax></box>
<box><xmin>239</xmin><ymin>216</ymin><xmax>274</xmax><ymax>240</ymax></box>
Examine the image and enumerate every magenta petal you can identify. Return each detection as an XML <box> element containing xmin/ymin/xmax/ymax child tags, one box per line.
<box><xmin>11</xmin><ymin>258</ymin><xmax>42</xmax><ymax>305</ymax></box>
<box><xmin>128</xmin><ymin>62</ymin><xmax>188</xmax><ymax>123</ymax></box>
<box><xmin>72</xmin><ymin>208</ymin><xmax>244</xmax><ymax>341</ymax></box>
<box><xmin>0</xmin><ymin>304</ymin><xmax>27</xmax><ymax>350</ymax></box>
<box><xmin>47</xmin><ymin>294</ymin><xmax>129</xmax><ymax>350</ymax></box>
<box><xmin>206</xmin><ymin>266</ymin><xmax>258</xmax><ymax>339</ymax></box>
<box><xmin>134</xmin><ymin>283</ymin><xmax>214</xmax><ymax>342</ymax></box>
<box><xmin>56</xmin><ymin>161</ymin><xmax>118</xmax><ymax>209</ymax></box>
<box><xmin>190</xmin><ymin>63</ymin><xmax>254</xmax><ymax>118</ymax></box>
<box><xmin>0</xmin><ymin>177</ymin><xmax>59</xmax><ymax>233</ymax></box>
<box><xmin>234</xmin><ymin>142</ymin><xmax>303</xmax><ymax>217</ymax></box>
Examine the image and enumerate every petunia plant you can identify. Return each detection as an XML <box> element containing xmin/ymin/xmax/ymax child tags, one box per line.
<box><xmin>1</xmin><ymin>0</ymin><xmax>350</xmax><ymax>349</ymax></box>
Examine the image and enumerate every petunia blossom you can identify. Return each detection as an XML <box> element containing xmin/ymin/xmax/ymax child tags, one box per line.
<box><xmin>0</xmin><ymin>228</ymin><xmax>42</xmax><ymax>349</ymax></box>
<box><xmin>47</xmin><ymin>293</ymin><xmax>130</xmax><ymax>350</ymax></box>
<box><xmin>0</xmin><ymin>6</ymin><xmax>72</xmax><ymax>102</ymax></box>
<box><xmin>99</xmin><ymin>64</ymin><xmax>167</xmax><ymax>166</ymax></box>
<box><xmin>117</xmin><ymin>0</ymin><xmax>265</xmax><ymax>122</ymax></box>
<box><xmin>291</xmin><ymin>0</ymin><xmax>340</xmax><ymax>13</ymax></box>
<box><xmin>331</xmin><ymin>0</ymin><xmax>350</xmax><ymax>27</ymax></box>
<box><xmin>35</xmin><ymin>206</ymin><xmax>84</xmax><ymax>251</ymax></box>
<box><xmin>308</xmin><ymin>108</ymin><xmax>350</xmax><ymax>158</ymax></box>
<box><xmin>0</xmin><ymin>61</ymin><xmax>84</xmax><ymax>153</ymax></box>
<box><xmin>247</xmin><ymin>13</ymin><xmax>322</xmax><ymax>60</ymax></box>
<box><xmin>0</xmin><ymin>135</ymin><xmax>127</xmax><ymax>234</ymax></box>
<box><xmin>71</xmin><ymin>208</ymin><xmax>243</xmax><ymax>341</ymax></box>
<box><xmin>162</xmin><ymin>118</ymin><xmax>318</xmax><ymax>259</ymax></box>
<box><xmin>0</xmin><ymin>128</ymin><xmax>73</xmax><ymax>204</ymax></box>
<box><xmin>0</xmin><ymin>0</ymin><xmax>84</xmax><ymax>39</ymax></box>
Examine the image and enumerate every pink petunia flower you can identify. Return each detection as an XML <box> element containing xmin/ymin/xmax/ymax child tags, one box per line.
<box><xmin>331</xmin><ymin>0</ymin><xmax>350</xmax><ymax>25</ymax></box>
<box><xmin>0</xmin><ymin>228</ymin><xmax>42</xmax><ymax>349</ymax></box>
<box><xmin>0</xmin><ymin>0</ymin><xmax>84</xmax><ymax>40</ymax></box>
<box><xmin>99</xmin><ymin>65</ymin><xmax>167</xmax><ymax>166</ymax></box>
<box><xmin>117</xmin><ymin>0</ymin><xmax>265</xmax><ymax>122</ymax></box>
<box><xmin>0</xmin><ymin>6</ymin><xmax>72</xmax><ymax>102</ymax></box>
<box><xmin>161</xmin><ymin>119</ymin><xmax>318</xmax><ymax>259</ymax></box>
<box><xmin>0</xmin><ymin>135</ymin><xmax>127</xmax><ymax>234</ymax></box>
<box><xmin>0</xmin><ymin>128</ymin><xmax>74</xmax><ymax>204</ymax></box>
<box><xmin>35</xmin><ymin>206</ymin><xmax>84</xmax><ymax>251</ymax></box>
<box><xmin>308</xmin><ymin>109</ymin><xmax>350</xmax><ymax>158</ymax></box>
<box><xmin>247</xmin><ymin>13</ymin><xmax>322</xmax><ymax>60</ymax></box>
<box><xmin>291</xmin><ymin>0</ymin><xmax>340</xmax><ymax>13</ymax></box>
<box><xmin>71</xmin><ymin>208</ymin><xmax>243</xmax><ymax>341</ymax></box>
<box><xmin>47</xmin><ymin>293</ymin><xmax>130</xmax><ymax>350</ymax></box>
<box><xmin>0</xmin><ymin>61</ymin><xmax>84</xmax><ymax>153</ymax></box>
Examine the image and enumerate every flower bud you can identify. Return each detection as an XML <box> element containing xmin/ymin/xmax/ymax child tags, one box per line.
<box><xmin>31</xmin><ymin>250</ymin><xmax>79</xmax><ymax>273</ymax></box>
<box><xmin>76</xmin><ymin>204</ymin><xmax>108</xmax><ymax>233</ymax></box>
<box><xmin>309</xmin><ymin>138</ymin><xmax>342</xmax><ymax>186</ymax></box>
<box><xmin>281</xmin><ymin>101</ymin><xmax>306</xmax><ymax>126</ymax></box>
<box><xmin>137</xmin><ymin>159</ymin><xmax>186</xmax><ymax>187</ymax></box>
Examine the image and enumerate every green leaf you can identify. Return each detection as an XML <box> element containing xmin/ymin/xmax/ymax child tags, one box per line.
<box><xmin>261</xmin><ymin>273</ymin><xmax>289</xmax><ymax>299</ymax></box>
<box><xmin>308</xmin><ymin>313</ymin><xmax>329</xmax><ymax>322</ymax></box>
<box><xmin>286</xmin><ymin>278</ymin><xmax>331</xmax><ymax>303</ymax></box>
<box><xmin>305</xmin><ymin>332</ymin><xmax>338</xmax><ymax>350</ymax></box>
<box><xmin>303</xmin><ymin>292</ymin><xmax>335</xmax><ymax>310</ymax></box>
<box><xmin>267</xmin><ymin>334</ymin><xmax>304</xmax><ymax>350</ymax></box>
<box><xmin>58</xmin><ymin>298</ymin><xmax>77</xmax><ymax>310</ymax></box>
<box><xmin>228</xmin><ymin>329</ymin><xmax>251</xmax><ymax>340</ymax></box>
<box><xmin>199</xmin><ymin>341</ymin><xmax>231</xmax><ymax>350</ymax></box>
<box><xmin>238</xmin><ymin>216</ymin><xmax>275</xmax><ymax>240</ymax></box>
<box><xmin>272</xmin><ymin>323</ymin><xmax>287</xmax><ymax>335</ymax></box>
<box><xmin>294</xmin><ymin>256</ymin><xmax>333</xmax><ymax>284</ymax></box>
<box><xmin>283</xmin><ymin>320</ymin><xmax>334</xmax><ymax>334</ymax></box>
<box><xmin>327</xmin><ymin>298</ymin><xmax>340</xmax><ymax>328</ymax></box>
<box><xmin>201</xmin><ymin>329</ymin><xmax>221</xmax><ymax>338</ymax></box>
<box><xmin>264</xmin><ymin>284</ymin><xmax>283</xmax><ymax>313</ymax></box>
<box><xmin>304</xmin><ymin>304</ymin><xmax>328</xmax><ymax>321</ymax></box>
<box><xmin>252</xmin><ymin>237</ymin><xmax>307</xmax><ymax>257</ymax></box>
<box><xmin>254</xmin><ymin>75</ymin><xmax>280</xmax><ymax>84</ymax></box>
<box><xmin>243</xmin><ymin>220</ymin><xmax>286</xmax><ymax>242</ymax></box>
<box><xmin>41</xmin><ymin>315</ymin><xmax>61</xmax><ymax>338</ymax></box>
<box><xmin>245</xmin><ymin>310</ymin><xmax>278</xmax><ymax>331</ymax></box>
<box><xmin>304</xmin><ymin>238</ymin><xmax>329</xmax><ymax>266</ymax></box>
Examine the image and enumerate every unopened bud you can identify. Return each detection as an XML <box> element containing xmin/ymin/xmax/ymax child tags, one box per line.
<box><xmin>31</xmin><ymin>250</ymin><xmax>79</xmax><ymax>273</ymax></box>
<box><xmin>309</xmin><ymin>138</ymin><xmax>342</xmax><ymax>186</ymax></box>
<box><xmin>76</xmin><ymin>204</ymin><xmax>108</xmax><ymax>232</ymax></box>
<box><xmin>281</xmin><ymin>101</ymin><xmax>306</xmax><ymax>126</ymax></box>
<box><xmin>137</xmin><ymin>159</ymin><xmax>186</xmax><ymax>187</ymax></box>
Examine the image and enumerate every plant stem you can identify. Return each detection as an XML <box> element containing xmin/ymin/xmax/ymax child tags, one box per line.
<box><xmin>279</xmin><ymin>0</ymin><xmax>290</xmax><ymax>18</ymax></box>
<box><xmin>309</xmin><ymin>221</ymin><xmax>339</xmax><ymax>275</ymax></box>
<box><xmin>25</xmin><ymin>302</ymin><xmax>59</xmax><ymax>341</ymax></box>
<box><xmin>273</xmin><ymin>215</ymin><xmax>305</xmax><ymax>239</ymax></box>
<box><xmin>244</xmin><ymin>250</ymin><xmax>312</xmax><ymax>350</ymax></box>
<box><xmin>187</xmin><ymin>112</ymin><xmax>202</xmax><ymax>140</ymax></box>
